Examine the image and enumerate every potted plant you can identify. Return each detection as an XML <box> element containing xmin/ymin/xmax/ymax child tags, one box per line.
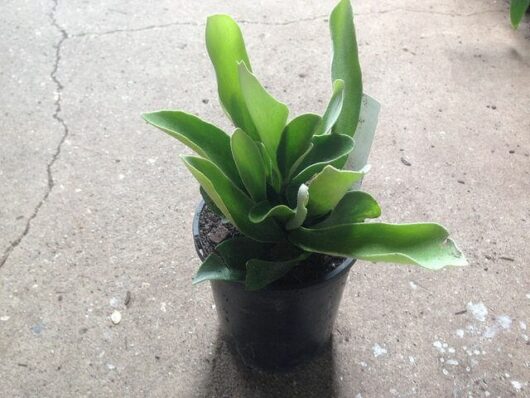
<box><xmin>142</xmin><ymin>0</ymin><xmax>467</xmax><ymax>371</ymax></box>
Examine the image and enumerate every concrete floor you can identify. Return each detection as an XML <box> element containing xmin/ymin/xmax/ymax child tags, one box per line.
<box><xmin>1</xmin><ymin>0</ymin><xmax>529</xmax><ymax>396</ymax></box>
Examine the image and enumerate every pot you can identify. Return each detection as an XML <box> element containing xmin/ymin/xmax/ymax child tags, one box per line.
<box><xmin>193</xmin><ymin>201</ymin><xmax>354</xmax><ymax>371</ymax></box>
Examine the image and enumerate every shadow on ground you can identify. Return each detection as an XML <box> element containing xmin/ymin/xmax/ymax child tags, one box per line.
<box><xmin>201</xmin><ymin>332</ymin><xmax>340</xmax><ymax>398</ymax></box>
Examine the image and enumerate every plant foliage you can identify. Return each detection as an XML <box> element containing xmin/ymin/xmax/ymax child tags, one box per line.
<box><xmin>143</xmin><ymin>0</ymin><xmax>467</xmax><ymax>290</ymax></box>
<box><xmin>510</xmin><ymin>0</ymin><xmax>529</xmax><ymax>28</ymax></box>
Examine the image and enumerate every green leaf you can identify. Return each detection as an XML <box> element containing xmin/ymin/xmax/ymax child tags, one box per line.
<box><xmin>231</xmin><ymin>129</ymin><xmax>267</xmax><ymax>201</ymax></box>
<box><xmin>216</xmin><ymin>236</ymin><xmax>272</xmax><ymax>269</ymax></box>
<box><xmin>249</xmin><ymin>202</ymin><xmax>295</xmax><ymax>224</ymax></box>
<box><xmin>258</xmin><ymin>142</ymin><xmax>282</xmax><ymax>193</ymax></box>
<box><xmin>510</xmin><ymin>0</ymin><xmax>530</xmax><ymax>28</ymax></box>
<box><xmin>200</xmin><ymin>187</ymin><xmax>224</xmax><ymax>218</ymax></box>
<box><xmin>182</xmin><ymin>156</ymin><xmax>284</xmax><ymax>242</ymax></box>
<box><xmin>314</xmin><ymin>80</ymin><xmax>345</xmax><ymax>135</ymax></box>
<box><xmin>291</xmin><ymin>133</ymin><xmax>355</xmax><ymax>186</ymax></box>
<box><xmin>246</xmin><ymin>252</ymin><xmax>309</xmax><ymax>290</ymax></box>
<box><xmin>330</xmin><ymin>0</ymin><xmax>363</xmax><ymax>137</ymax></box>
<box><xmin>238</xmin><ymin>62</ymin><xmax>289</xmax><ymax>167</ymax></box>
<box><xmin>250</xmin><ymin>183</ymin><xmax>309</xmax><ymax>229</ymax></box>
<box><xmin>313</xmin><ymin>191</ymin><xmax>381</xmax><ymax>228</ymax></box>
<box><xmin>142</xmin><ymin>111</ymin><xmax>242</xmax><ymax>187</ymax></box>
<box><xmin>307</xmin><ymin>165</ymin><xmax>364</xmax><ymax>217</ymax></box>
<box><xmin>193</xmin><ymin>253</ymin><xmax>244</xmax><ymax>284</ymax></box>
<box><xmin>344</xmin><ymin>95</ymin><xmax>380</xmax><ymax>173</ymax></box>
<box><xmin>290</xmin><ymin>223</ymin><xmax>468</xmax><ymax>270</ymax></box>
<box><xmin>206</xmin><ymin>15</ymin><xmax>258</xmax><ymax>139</ymax></box>
<box><xmin>278</xmin><ymin>114</ymin><xmax>321</xmax><ymax>178</ymax></box>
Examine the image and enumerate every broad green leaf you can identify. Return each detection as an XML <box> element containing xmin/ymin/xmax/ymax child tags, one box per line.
<box><xmin>330</xmin><ymin>0</ymin><xmax>363</xmax><ymax>137</ymax></box>
<box><xmin>200</xmin><ymin>187</ymin><xmax>225</xmax><ymax>218</ymax></box>
<box><xmin>291</xmin><ymin>133</ymin><xmax>355</xmax><ymax>186</ymax></box>
<box><xmin>278</xmin><ymin>114</ymin><xmax>321</xmax><ymax>178</ymax></box>
<box><xmin>286</xmin><ymin>143</ymin><xmax>313</xmax><ymax>181</ymax></box>
<box><xmin>238</xmin><ymin>62</ymin><xmax>289</xmax><ymax>167</ymax></box>
<box><xmin>511</xmin><ymin>0</ymin><xmax>530</xmax><ymax>28</ymax></box>
<box><xmin>313</xmin><ymin>191</ymin><xmax>381</xmax><ymax>228</ymax></box>
<box><xmin>307</xmin><ymin>165</ymin><xmax>364</xmax><ymax>217</ymax></box>
<box><xmin>216</xmin><ymin>236</ymin><xmax>272</xmax><ymax>270</ymax></box>
<box><xmin>249</xmin><ymin>201</ymin><xmax>295</xmax><ymax>224</ymax></box>
<box><xmin>182</xmin><ymin>156</ymin><xmax>284</xmax><ymax>242</ymax></box>
<box><xmin>205</xmin><ymin>15</ymin><xmax>258</xmax><ymax>139</ymax></box>
<box><xmin>290</xmin><ymin>223</ymin><xmax>468</xmax><ymax>270</ymax></box>
<box><xmin>258</xmin><ymin>142</ymin><xmax>283</xmax><ymax>193</ymax></box>
<box><xmin>142</xmin><ymin>111</ymin><xmax>242</xmax><ymax>187</ymax></box>
<box><xmin>193</xmin><ymin>253</ymin><xmax>244</xmax><ymax>284</ymax></box>
<box><xmin>345</xmin><ymin>94</ymin><xmax>380</xmax><ymax>173</ymax></box>
<box><xmin>246</xmin><ymin>252</ymin><xmax>309</xmax><ymax>290</ymax></box>
<box><xmin>231</xmin><ymin>129</ymin><xmax>267</xmax><ymax>201</ymax></box>
<box><xmin>314</xmin><ymin>80</ymin><xmax>345</xmax><ymax>135</ymax></box>
<box><xmin>285</xmin><ymin>184</ymin><xmax>309</xmax><ymax>230</ymax></box>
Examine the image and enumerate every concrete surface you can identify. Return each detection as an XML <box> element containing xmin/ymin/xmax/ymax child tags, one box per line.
<box><xmin>1</xmin><ymin>0</ymin><xmax>529</xmax><ymax>396</ymax></box>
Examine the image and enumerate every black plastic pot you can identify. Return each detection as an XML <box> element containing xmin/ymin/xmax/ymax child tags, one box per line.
<box><xmin>193</xmin><ymin>201</ymin><xmax>355</xmax><ymax>371</ymax></box>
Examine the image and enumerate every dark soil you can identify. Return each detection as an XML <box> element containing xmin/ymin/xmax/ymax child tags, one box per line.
<box><xmin>197</xmin><ymin>204</ymin><xmax>347</xmax><ymax>287</ymax></box>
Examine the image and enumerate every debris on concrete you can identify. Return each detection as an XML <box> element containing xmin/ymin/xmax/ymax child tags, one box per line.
<box><xmin>400</xmin><ymin>157</ymin><xmax>411</xmax><ymax>166</ymax></box>
<box><xmin>124</xmin><ymin>291</ymin><xmax>132</xmax><ymax>307</ymax></box>
<box><xmin>110</xmin><ymin>311</ymin><xmax>122</xmax><ymax>325</ymax></box>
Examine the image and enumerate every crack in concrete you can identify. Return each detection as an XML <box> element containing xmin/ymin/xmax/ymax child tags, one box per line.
<box><xmin>65</xmin><ymin>7</ymin><xmax>504</xmax><ymax>39</ymax></box>
<box><xmin>70</xmin><ymin>15</ymin><xmax>329</xmax><ymax>38</ymax></box>
<box><xmin>238</xmin><ymin>14</ymin><xmax>328</xmax><ymax>26</ymax></box>
<box><xmin>0</xmin><ymin>0</ymin><xmax>69</xmax><ymax>269</ymax></box>
<box><xmin>71</xmin><ymin>21</ymin><xmax>199</xmax><ymax>38</ymax></box>
<box><xmin>358</xmin><ymin>7</ymin><xmax>504</xmax><ymax>17</ymax></box>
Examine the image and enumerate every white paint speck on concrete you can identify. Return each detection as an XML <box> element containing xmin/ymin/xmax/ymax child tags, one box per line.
<box><xmin>409</xmin><ymin>356</ymin><xmax>415</xmax><ymax>364</ymax></box>
<box><xmin>466</xmin><ymin>301</ymin><xmax>488</xmax><ymax>322</ymax></box>
<box><xmin>409</xmin><ymin>281</ymin><xmax>417</xmax><ymax>289</ymax></box>
<box><xmin>446</xmin><ymin>359</ymin><xmax>459</xmax><ymax>366</ymax></box>
<box><xmin>372</xmin><ymin>343</ymin><xmax>387</xmax><ymax>358</ymax></box>
<box><xmin>511</xmin><ymin>380</ymin><xmax>523</xmax><ymax>391</ymax></box>
<box><xmin>456</xmin><ymin>329</ymin><xmax>465</xmax><ymax>338</ymax></box>
<box><xmin>433</xmin><ymin>341</ymin><xmax>445</xmax><ymax>353</ymax></box>
<box><xmin>520</xmin><ymin>321</ymin><xmax>527</xmax><ymax>330</ymax></box>
<box><xmin>496</xmin><ymin>315</ymin><xmax>512</xmax><ymax>329</ymax></box>
<box><xmin>0</xmin><ymin>316</ymin><xmax>10</xmax><ymax>321</ymax></box>
<box><xmin>160</xmin><ymin>302</ymin><xmax>167</xmax><ymax>312</ymax></box>
<box><xmin>483</xmin><ymin>326</ymin><xmax>497</xmax><ymax>339</ymax></box>
<box><xmin>483</xmin><ymin>315</ymin><xmax>512</xmax><ymax>338</ymax></box>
